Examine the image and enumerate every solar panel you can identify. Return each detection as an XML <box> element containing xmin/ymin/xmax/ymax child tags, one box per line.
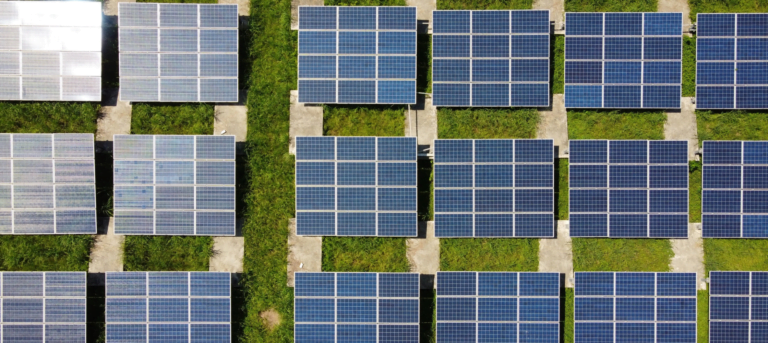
<box><xmin>297</xmin><ymin>6</ymin><xmax>417</xmax><ymax>104</ymax></box>
<box><xmin>431</xmin><ymin>10</ymin><xmax>550</xmax><ymax>107</ymax></box>
<box><xmin>0</xmin><ymin>133</ymin><xmax>96</xmax><ymax>234</ymax></box>
<box><xmin>294</xmin><ymin>272</ymin><xmax>419</xmax><ymax>343</ymax></box>
<box><xmin>696</xmin><ymin>14</ymin><xmax>768</xmax><ymax>109</ymax></box>
<box><xmin>0</xmin><ymin>272</ymin><xmax>87</xmax><ymax>342</ymax></box>
<box><xmin>118</xmin><ymin>3</ymin><xmax>239</xmax><ymax>102</ymax></box>
<box><xmin>0</xmin><ymin>1</ymin><xmax>102</xmax><ymax>101</ymax></box>
<box><xmin>564</xmin><ymin>12</ymin><xmax>682</xmax><ymax>109</ymax></box>
<box><xmin>701</xmin><ymin>141</ymin><xmax>768</xmax><ymax>238</ymax></box>
<box><xmin>574</xmin><ymin>272</ymin><xmax>697</xmax><ymax>343</ymax></box>
<box><xmin>569</xmin><ymin>140</ymin><xmax>689</xmax><ymax>237</ymax></box>
<box><xmin>295</xmin><ymin>136</ymin><xmax>417</xmax><ymax>236</ymax></box>
<box><xmin>432</xmin><ymin>139</ymin><xmax>555</xmax><ymax>237</ymax></box>
<box><xmin>709</xmin><ymin>271</ymin><xmax>768</xmax><ymax>342</ymax></box>
<box><xmin>106</xmin><ymin>272</ymin><xmax>231</xmax><ymax>343</ymax></box>
<box><xmin>112</xmin><ymin>135</ymin><xmax>236</xmax><ymax>236</ymax></box>
<box><xmin>436</xmin><ymin>272</ymin><xmax>560</xmax><ymax>343</ymax></box>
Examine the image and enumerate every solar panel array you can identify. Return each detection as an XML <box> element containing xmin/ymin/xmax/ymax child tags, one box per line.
<box><xmin>431</xmin><ymin>10</ymin><xmax>551</xmax><ymax>107</ymax></box>
<box><xmin>574</xmin><ymin>272</ymin><xmax>697</xmax><ymax>343</ymax></box>
<box><xmin>0</xmin><ymin>133</ymin><xmax>96</xmax><ymax>235</ymax></box>
<box><xmin>436</xmin><ymin>272</ymin><xmax>560</xmax><ymax>343</ymax></box>
<box><xmin>295</xmin><ymin>136</ymin><xmax>417</xmax><ymax>236</ymax></box>
<box><xmin>106</xmin><ymin>272</ymin><xmax>231</xmax><ymax>343</ymax></box>
<box><xmin>709</xmin><ymin>271</ymin><xmax>768</xmax><ymax>343</ymax></box>
<box><xmin>113</xmin><ymin>135</ymin><xmax>236</xmax><ymax>236</ymax></box>
<box><xmin>118</xmin><ymin>3</ymin><xmax>239</xmax><ymax>102</ymax></box>
<box><xmin>294</xmin><ymin>272</ymin><xmax>419</xmax><ymax>343</ymax></box>
<box><xmin>0</xmin><ymin>1</ymin><xmax>102</xmax><ymax>101</ymax></box>
<box><xmin>696</xmin><ymin>14</ymin><xmax>768</xmax><ymax>109</ymax></box>
<box><xmin>433</xmin><ymin>139</ymin><xmax>555</xmax><ymax>238</ymax></box>
<box><xmin>564</xmin><ymin>12</ymin><xmax>683</xmax><ymax>108</ymax></box>
<box><xmin>297</xmin><ymin>6</ymin><xmax>417</xmax><ymax>104</ymax></box>
<box><xmin>701</xmin><ymin>141</ymin><xmax>768</xmax><ymax>238</ymax></box>
<box><xmin>0</xmin><ymin>272</ymin><xmax>86</xmax><ymax>343</ymax></box>
<box><xmin>569</xmin><ymin>140</ymin><xmax>689</xmax><ymax>238</ymax></box>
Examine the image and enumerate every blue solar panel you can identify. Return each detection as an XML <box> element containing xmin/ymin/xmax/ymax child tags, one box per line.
<box><xmin>697</xmin><ymin>13</ymin><xmax>768</xmax><ymax>109</ymax></box>
<box><xmin>294</xmin><ymin>273</ymin><xmax>419</xmax><ymax>343</ymax></box>
<box><xmin>436</xmin><ymin>272</ymin><xmax>560</xmax><ymax>343</ymax></box>
<box><xmin>432</xmin><ymin>10</ymin><xmax>550</xmax><ymax>107</ymax></box>
<box><xmin>575</xmin><ymin>272</ymin><xmax>696</xmax><ymax>343</ymax></box>
<box><xmin>295</xmin><ymin>137</ymin><xmax>417</xmax><ymax>236</ymax></box>
<box><xmin>565</xmin><ymin>12</ymin><xmax>682</xmax><ymax>108</ymax></box>
<box><xmin>298</xmin><ymin>7</ymin><xmax>416</xmax><ymax>104</ymax></box>
<box><xmin>434</xmin><ymin>139</ymin><xmax>554</xmax><ymax>238</ymax></box>
<box><xmin>106</xmin><ymin>272</ymin><xmax>230</xmax><ymax>343</ymax></box>
<box><xmin>710</xmin><ymin>271</ymin><xmax>768</xmax><ymax>343</ymax></box>
<box><xmin>569</xmin><ymin>140</ymin><xmax>689</xmax><ymax>238</ymax></box>
<box><xmin>702</xmin><ymin>141</ymin><xmax>768</xmax><ymax>237</ymax></box>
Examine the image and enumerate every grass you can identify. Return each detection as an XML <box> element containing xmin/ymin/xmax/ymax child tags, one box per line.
<box><xmin>322</xmin><ymin>238</ymin><xmax>410</xmax><ymax>272</ymax></box>
<box><xmin>437</xmin><ymin>108</ymin><xmax>540</xmax><ymax>139</ymax></box>
<box><xmin>567</xmin><ymin>110</ymin><xmax>666</xmax><ymax>140</ymax></box>
<box><xmin>441</xmin><ymin>238</ymin><xmax>539</xmax><ymax>271</ymax></box>
<box><xmin>551</xmin><ymin>36</ymin><xmax>564</xmax><ymax>95</ymax></box>
<box><xmin>698</xmin><ymin>291</ymin><xmax>709</xmax><ymax>343</ymax></box>
<box><xmin>704</xmin><ymin>239</ymin><xmax>768</xmax><ymax>273</ymax></box>
<box><xmin>689</xmin><ymin>0</ymin><xmax>768</xmax><ymax>23</ymax></box>
<box><xmin>323</xmin><ymin>105</ymin><xmax>405</xmax><ymax>136</ymax></box>
<box><xmin>564</xmin><ymin>0</ymin><xmax>656</xmax><ymax>12</ymax></box>
<box><xmin>557</xmin><ymin>159</ymin><xmax>569</xmax><ymax>220</ymax></box>
<box><xmin>683</xmin><ymin>36</ymin><xmax>696</xmax><ymax>97</ymax></box>
<box><xmin>689</xmin><ymin>161</ymin><xmax>702</xmax><ymax>223</ymax></box>
<box><xmin>0</xmin><ymin>103</ymin><xmax>98</xmax><ymax>134</ymax></box>
<box><xmin>437</xmin><ymin>0</ymin><xmax>532</xmax><ymax>10</ymax></box>
<box><xmin>697</xmin><ymin>110</ymin><xmax>768</xmax><ymax>142</ymax></box>
<box><xmin>130</xmin><ymin>103</ymin><xmax>214</xmax><ymax>135</ymax></box>
<box><xmin>564</xmin><ymin>288</ymin><xmax>574</xmax><ymax>343</ymax></box>
<box><xmin>572</xmin><ymin>238</ymin><xmax>673</xmax><ymax>271</ymax></box>
<box><xmin>123</xmin><ymin>236</ymin><xmax>214</xmax><ymax>271</ymax></box>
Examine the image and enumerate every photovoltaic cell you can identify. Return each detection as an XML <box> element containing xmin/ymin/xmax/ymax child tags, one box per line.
<box><xmin>118</xmin><ymin>3</ymin><xmax>238</xmax><ymax>102</ymax></box>
<box><xmin>0</xmin><ymin>2</ymin><xmax>102</xmax><ymax>101</ymax></box>
<box><xmin>432</xmin><ymin>10</ymin><xmax>550</xmax><ymax>107</ymax></box>
<box><xmin>574</xmin><ymin>272</ymin><xmax>697</xmax><ymax>343</ymax></box>
<box><xmin>701</xmin><ymin>141</ymin><xmax>768</xmax><ymax>238</ymax></box>
<box><xmin>436</xmin><ymin>272</ymin><xmax>560</xmax><ymax>343</ymax></box>
<box><xmin>113</xmin><ymin>135</ymin><xmax>236</xmax><ymax>236</ymax></box>
<box><xmin>433</xmin><ymin>139</ymin><xmax>554</xmax><ymax>238</ymax></box>
<box><xmin>565</xmin><ymin>12</ymin><xmax>683</xmax><ymax>108</ymax></box>
<box><xmin>569</xmin><ymin>140</ymin><xmax>689</xmax><ymax>238</ymax></box>
<box><xmin>297</xmin><ymin>7</ymin><xmax>416</xmax><ymax>104</ymax></box>
<box><xmin>709</xmin><ymin>271</ymin><xmax>768</xmax><ymax>342</ymax></box>
<box><xmin>696</xmin><ymin>14</ymin><xmax>768</xmax><ymax>109</ymax></box>
<box><xmin>106</xmin><ymin>272</ymin><xmax>231</xmax><ymax>343</ymax></box>
<box><xmin>294</xmin><ymin>272</ymin><xmax>419</xmax><ymax>343</ymax></box>
<box><xmin>295</xmin><ymin>136</ymin><xmax>417</xmax><ymax>236</ymax></box>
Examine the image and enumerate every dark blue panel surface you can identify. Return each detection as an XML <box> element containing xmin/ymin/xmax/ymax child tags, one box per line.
<box><xmin>697</xmin><ymin>14</ymin><xmax>735</xmax><ymax>37</ymax></box>
<box><xmin>379</xmin><ymin>56</ymin><xmax>416</xmax><ymax>79</ymax></box>
<box><xmin>737</xmin><ymin>86</ymin><xmax>768</xmax><ymax>109</ymax></box>
<box><xmin>570</xmin><ymin>189</ymin><xmax>607</xmax><ymax>212</ymax></box>
<box><xmin>434</xmin><ymin>140</ymin><xmax>473</xmax><ymax>163</ymax></box>
<box><xmin>299</xmin><ymin>7</ymin><xmax>336</xmax><ymax>30</ymax></box>
<box><xmin>295</xmin><ymin>298</ymin><xmax>334</xmax><ymax>322</ymax></box>
<box><xmin>295</xmin><ymin>273</ymin><xmax>335</xmax><ymax>297</ymax></box>
<box><xmin>565</xmin><ymin>85</ymin><xmax>602</xmax><ymax>108</ymax></box>
<box><xmin>433</xmin><ymin>60</ymin><xmax>470</xmax><ymax>82</ymax></box>
<box><xmin>616</xmin><ymin>273</ymin><xmax>654</xmax><ymax>296</ymax></box>
<box><xmin>703</xmin><ymin>166</ymin><xmax>740</xmax><ymax>189</ymax></box>
<box><xmin>475</xmin><ymin>165</ymin><xmax>514</xmax><ymax>188</ymax></box>
<box><xmin>736</xmin><ymin>62</ymin><xmax>768</xmax><ymax>85</ymax></box>
<box><xmin>569</xmin><ymin>214</ymin><xmax>608</xmax><ymax>237</ymax></box>
<box><xmin>296</xmin><ymin>212</ymin><xmax>335</xmax><ymax>235</ymax></box>
<box><xmin>472</xmin><ymin>60</ymin><xmax>509</xmax><ymax>82</ymax></box>
<box><xmin>609</xmin><ymin>141</ymin><xmax>646</xmax><ymax>163</ymax></box>
<box><xmin>472</xmin><ymin>84</ymin><xmax>509</xmax><ymax>107</ymax></box>
<box><xmin>296</xmin><ymin>187</ymin><xmax>335</xmax><ymax>210</ymax></box>
<box><xmin>437</xmin><ymin>323</ymin><xmax>475</xmax><ymax>343</ymax></box>
<box><xmin>609</xmin><ymin>214</ymin><xmax>648</xmax><ymax>237</ymax></box>
<box><xmin>604</xmin><ymin>85</ymin><xmax>641</xmax><ymax>108</ymax></box>
<box><xmin>510</xmin><ymin>11</ymin><xmax>550</xmax><ymax>34</ymax></box>
<box><xmin>519</xmin><ymin>298</ymin><xmax>559</xmax><ymax>322</ymax></box>
<box><xmin>698</xmin><ymin>39</ymin><xmax>735</xmax><ymax>61</ymax></box>
<box><xmin>336</xmin><ymin>273</ymin><xmax>376</xmax><ymax>297</ymax></box>
<box><xmin>437</xmin><ymin>297</ymin><xmax>476</xmax><ymax>321</ymax></box>
<box><xmin>378</xmin><ymin>81</ymin><xmax>416</xmax><ymax>104</ymax></box>
<box><xmin>644</xmin><ymin>61</ymin><xmax>681</xmax><ymax>84</ymax></box>
<box><xmin>478</xmin><ymin>298</ymin><xmax>517</xmax><ymax>321</ymax></box>
<box><xmin>478</xmin><ymin>273</ymin><xmax>517</xmax><ymax>296</ymax></box>
<box><xmin>435</xmin><ymin>214</ymin><xmax>473</xmax><ymax>237</ymax></box>
<box><xmin>337</xmin><ymin>325</ymin><xmax>376</xmax><ymax>343</ymax></box>
<box><xmin>433</xmin><ymin>36</ymin><xmax>470</xmax><ymax>58</ymax></box>
<box><xmin>510</xmin><ymin>84</ymin><xmax>550</xmax><ymax>107</ymax></box>
<box><xmin>510</xmin><ymin>59</ymin><xmax>548</xmax><ymax>82</ymax></box>
<box><xmin>609</xmin><ymin>165</ymin><xmax>647</xmax><ymax>188</ymax></box>
<box><xmin>437</xmin><ymin>272</ymin><xmax>476</xmax><ymax>296</ymax></box>
<box><xmin>299</xmin><ymin>56</ymin><xmax>336</xmax><ymax>79</ymax></box>
<box><xmin>296</xmin><ymin>162</ymin><xmax>335</xmax><ymax>185</ymax></box>
<box><xmin>657</xmin><ymin>298</ymin><xmax>696</xmax><ymax>321</ymax></box>
<box><xmin>338</xmin><ymin>32</ymin><xmax>375</xmax><ymax>54</ymax></box>
<box><xmin>609</xmin><ymin>190</ymin><xmax>646</xmax><ymax>213</ymax></box>
<box><xmin>604</xmin><ymin>62</ymin><xmax>641</xmax><ymax>84</ymax></box>
<box><xmin>379</xmin><ymin>299</ymin><xmax>418</xmax><ymax>323</ymax></box>
<box><xmin>432</xmin><ymin>11</ymin><xmax>470</xmax><ymax>34</ymax></box>
<box><xmin>379</xmin><ymin>32</ymin><xmax>416</xmax><ymax>55</ymax></box>
<box><xmin>737</xmin><ymin>38</ymin><xmax>768</xmax><ymax>61</ymax></box>
<box><xmin>702</xmin><ymin>190</ymin><xmax>741</xmax><ymax>213</ymax></box>
<box><xmin>644</xmin><ymin>13</ymin><xmax>682</xmax><ymax>36</ymax></box>
<box><xmin>433</xmin><ymin>83</ymin><xmax>470</xmax><ymax>106</ymax></box>
<box><xmin>475</xmin><ymin>189</ymin><xmax>514</xmax><ymax>212</ymax></box>
<box><xmin>702</xmin><ymin>214</ymin><xmax>741</xmax><ymax>237</ymax></box>
<box><xmin>616</xmin><ymin>323</ymin><xmax>654</xmax><ymax>343</ymax></box>
<box><xmin>296</xmin><ymin>137</ymin><xmax>335</xmax><ymax>161</ymax></box>
<box><xmin>657</xmin><ymin>323</ymin><xmax>696</xmax><ymax>343</ymax></box>
<box><xmin>515</xmin><ymin>140</ymin><xmax>552</xmax><ymax>162</ymax></box>
<box><xmin>616</xmin><ymin>298</ymin><xmax>654</xmax><ymax>321</ymax></box>
<box><xmin>515</xmin><ymin>189</ymin><xmax>553</xmax><ymax>212</ymax></box>
<box><xmin>472</xmin><ymin>11</ymin><xmax>509</xmax><ymax>34</ymax></box>
<box><xmin>378</xmin><ymin>137</ymin><xmax>415</xmax><ymax>161</ymax></box>
<box><xmin>510</xmin><ymin>35</ymin><xmax>549</xmax><ymax>58</ymax></box>
<box><xmin>697</xmin><ymin>62</ymin><xmax>734</xmax><ymax>85</ymax></box>
<box><xmin>737</xmin><ymin>14</ymin><xmax>768</xmax><ymax>36</ymax></box>
<box><xmin>710</xmin><ymin>322</ymin><xmax>749</xmax><ymax>343</ymax></box>
<box><xmin>744</xmin><ymin>215</ymin><xmax>768</xmax><ymax>238</ymax></box>
<box><xmin>478</xmin><ymin>323</ymin><xmax>517</xmax><ymax>343</ymax></box>
<box><xmin>644</xmin><ymin>37</ymin><xmax>681</xmax><ymax>60</ymax></box>
<box><xmin>299</xmin><ymin>31</ymin><xmax>336</xmax><ymax>54</ymax></box>
<box><xmin>379</xmin><ymin>325</ymin><xmax>419</xmax><ymax>343</ymax></box>
<box><xmin>474</xmin><ymin>140</ymin><xmax>514</xmax><ymax>163</ymax></box>
<box><xmin>649</xmin><ymin>165</ymin><xmax>688</xmax><ymax>188</ymax></box>
<box><xmin>337</xmin><ymin>162</ymin><xmax>375</xmax><ymax>185</ymax></box>
<box><xmin>338</xmin><ymin>56</ymin><xmax>375</xmax><ymax>79</ymax></box>
<box><xmin>565</xmin><ymin>62</ymin><xmax>602</xmax><ymax>84</ymax></box>
<box><xmin>575</xmin><ymin>298</ymin><xmax>613</xmax><ymax>320</ymax></box>
<box><xmin>711</xmin><ymin>297</ymin><xmax>749</xmax><ymax>320</ymax></box>
<box><xmin>336</xmin><ymin>212</ymin><xmax>376</xmax><ymax>236</ymax></box>
<box><xmin>338</xmin><ymin>80</ymin><xmax>375</xmax><ymax>103</ymax></box>
<box><xmin>566</xmin><ymin>13</ymin><xmax>603</xmax><ymax>35</ymax></box>
<box><xmin>515</xmin><ymin>165</ymin><xmax>553</xmax><ymax>188</ymax></box>
<box><xmin>337</xmin><ymin>137</ymin><xmax>375</xmax><ymax>160</ymax></box>
<box><xmin>575</xmin><ymin>323</ymin><xmax>613</xmax><ymax>343</ymax></box>
<box><xmin>696</xmin><ymin>86</ymin><xmax>734</xmax><ymax>109</ymax></box>
<box><xmin>650</xmin><ymin>141</ymin><xmax>688</xmax><ymax>163</ymax></box>
<box><xmin>570</xmin><ymin>140</ymin><xmax>608</xmax><ymax>163</ymax></box>
<box><xmin>472</xmin><ymin>36</ymin><xmax>509</xmax><ymax>58</ymax></box>
<box><xmin>435</xmin><ymin>164</ymin><xmax>473</xmax><ymax>188</ymax></box>
<box><xmin>605</xmin><ymin>13</ymin><xmax>642</xmax><ymax>35</ymax></box>
<box><xmin>338</xmin><ymin>7</ymin><xmax>375</xmax><ymax>30</ymax></box>
<box><xmin>378</xmin><ymin>188</ymin><xmax>416</xmax><ymax>211</ymax></box>
<box><xmin>604</xmin><ymin>38</ymin><xmax>642</xmax><ymax>60</ymax></box>
<box><xmin>378</xmin><ymin>7</ymin><xmax>416</xmax><ymax>30</ymax></box>
<box><xmin>643</xmin><ymin>86</ymin><xmax>681</xmax><ymax>108</ymax></box>
<box><xmin>566</xmin><ymin>37</ymin><xmax>603</xmax><ymax>60</ymax></box>
<box><xmin>575</xmin><ymin>273</ymin><xmax>614</xmax><ymax>296</ymax></box>
<box><xmin>704</xmin><ymin>141</ymin><xmax>742</xmax><ymax>164</ymax></box>
<box><xmin>435</xmin><ymin>189</ymin><xmax>472</xmax><ymax>212</ymax></box>
<box><xmin>298</xmin><ymin>80</ymin><xmax>336</xmax><ymax>103</ymax></box>
<box><xmin>649</xmin><ymin>215</ymin><xmax>689</xmax><ymax>237</ymax></box>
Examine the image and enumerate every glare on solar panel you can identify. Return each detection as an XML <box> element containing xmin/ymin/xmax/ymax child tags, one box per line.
<box><xmin>113</xmin><ymin>135</ymin><xmax>236</xmax><ymax>236</ymax></box>
<box><xmin>709</xmin><ymin>271</ymin><xmax>768</xmax><ymax>343</ymax></box>
<box><xmin>696</xmin><ymin>14</ymin><xmax>768</xmax><ymax>109</ymax></box>
<box><xmin>297</xmin><ymin>6</ymin><xmax>417</xmax><ymax>104</ymax></box>
<box><xmin>431</xmin><ymin>10</ymin><xmax>550</xmax><ymax>107</ymax></box>
<box><xmin>568</xmin><ymin>140</ymin><xmax>689</xmax><ymax>238</ymax></box>
<box><xmin>564</xmin><ymin>12</ymin><xmax>683</xmax><ymax>109</ymax></box>
<box><xmin>118</xmin><ymin>3</ymin><xmax>239</xmax><ymax>103</ymax></box>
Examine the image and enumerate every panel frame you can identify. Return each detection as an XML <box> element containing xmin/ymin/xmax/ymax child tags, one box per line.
<box><xmin>708</xmin><ymin>271</ymin><xmax>768</xmax><ymax>343</ymax></box>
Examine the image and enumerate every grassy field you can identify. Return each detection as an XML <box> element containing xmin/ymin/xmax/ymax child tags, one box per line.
<box><xmin>564</xmin><ymin>0</ymin><xmax>656</xmax><ymax>12</ymax></box>
<box><xmin>704</xmin><ymin>239</ymin><xmax>768</xmax><ymax>273</ymax></box>
<box><xmin>551</xmin><ymin>36</ymin><xmax>565</xmax><ymax>95</ymax></box>
<box><xmin>689</xmin><ymin>0</ymin><xmax>768</xmax><ymax>22</ymax></box>
<box><xmin>572</xmin><ymin>238</ymin><xmax>673</xmax><ymax>271</ymax></box>
<box><xmin>0</xmin><ymin>103</ymin><xmax>98</xmax><ymax>134</ymax></box>
<box><xmin>130</xmin><ymin>103</ymin><xmax>214</xmax><ymax>135</ymax></box>
<box><xmin>437</xmin><ymin>0</ymin><xmax>531</xmax><ymax>10</ymax></box>
<box><xmin>683</xmin><ymin>36</ymin><xmax>696</xmax><ymax>97</ymax></box>
<box><xmin>689</xmin><ymin>161</ymin><xmax>702</xmax><ymax>223</ymax></box>
<box><xmin>564</xmin><ymin>289</ymin><xmax>574</xmax><ymax>343</ymax></box>
<box><xmin>323</xmin><ymin>105</ymin><xmax>404</xmax><ymax>136</ymax></box>
<box><xmin>697</xmin><ymin>110</ymin><xmax>768</xmax><ymax>142</ymax></box>
<box><xmin>322</xmin><ymin>238</ymin><xmax>410</xmax><ymax>272</ymax></box>
<box><xmin>557</xmin><ymin>159</ymin><xmax>568</xmax><ymax>220</ymax></box>
<box><xmin>123</xmin><ymin>236</ymin><xmax>214</xmax><ymax>271</ymax></box>
<box><xmin>698</xmin><ymin>290</ymin><xmax>709</xmax><ymax>343</ymax></box>
<box><xmin>438</xmin><ymin>108</ymin><xmax>539</xmax><ymax>139</ymax></box>
<box><xmin>567</xmin><ymin>110</ymin><xmax>666</xmax><ymax>140</ymax></box>
<box><xmin>440</xmin><ymin>238</ymin><xmax>539</xmax><ymax>271</ymax></box>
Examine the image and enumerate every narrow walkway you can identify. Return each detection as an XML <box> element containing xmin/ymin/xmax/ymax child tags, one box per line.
<box><xmin>658</xmin><ymin>0</ymin><xmax>692</xmax><ymax>28</ymax></box>
<box><xmin>214</xmin><ymin>90</ymin><xmax>248</xmax><ymax>141</ymax></box>
<box><xmin>210</xmin><ymin>236</ymin><xmax>245</xmax><ymax>272</ymax></box>
<box><xmin>537</xmin><ymin>94</ymin><xmax>568</xmax><ymax>158</ymax></box>
<box><xmin>89</xmin><ymin>218</ymin><xmax>124</xmax><ymax>273</ymax></box>
<box><xmin>405</xmin><ymin>0</ymin><xmax>435</xmax><ymax>31</ymax></box>
<box><xmin>219</xmin><ymin>0</ymin><xmax>251</xmax><ymax>16</ymax></box>
<box><xmin>406</xmin><ymin>221</ymin><xmax>439</xmax><ymax>289</ymax></box>
<box><xmin>291</xmin><ymin>0</ymin><xmax>324</xmax><ymax>30</ymax></box>
<box><xmin>533</xmin><ymin>0</ymin><xmax>564</xmax><ymax>31</ymax></box>
<box><xmin>96</xmin><ymin>88</ymin><xmax>132</xmax><ymax>142</ymax></box>
<box><xmin>404</xmin><ymin>96</ymin><xmax>437</xmax><ymax>156</ymax></box>
<box><xmin>670</xmin><ymin>223</ymin><xmax>706</xmax><ymax>290</ymax></box>
<box><xmin>539</xmin><ymin>220</ymin><xmax>573</xmax><ymax>287</ymax></box>
<box><xmin>288</xmin><ymin>90</ymin><xmax>324</xmax><ymax>154</ymax></box>
<box><xmin>287</xmin><ymin>219</ymin><xmax>322</xmax><ymax>287</ymax></box>
<box><xmin>664</xmin><ymin>97</ymin><xmax>699</xmax><ymax>161</ymax></box>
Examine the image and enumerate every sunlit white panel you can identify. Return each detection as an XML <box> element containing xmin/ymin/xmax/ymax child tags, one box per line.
<box><xmin>62</xmin><ymin>77</ymin><xmax>100</xmax><ymax>101</ymax></box>
<box><xmin>62</xmin><ymin>53</ymin><xmax>101</xmax><ymax>77</ymax></box>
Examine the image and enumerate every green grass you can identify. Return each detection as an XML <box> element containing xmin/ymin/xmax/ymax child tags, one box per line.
<box><xmin>323</xmin><ymin>105</ymin><xmax>405</xmax><ymax>136</ymax></box>
<box><xmin>441</xmin><ymin>238</ymin><xmax>539</xmax><ymax>271</ymax></box>
<box><xmin>567</xmin><ymin>110</ymin><xmax>666</xmax><ymax>140</ymax></box>
<box><xmin>557</xmin><ymin>159</ymin><xmax>568</xmax><ymax>220</ymax></box>
<box><xmin>437</xmin><ymin>0</ymin><xmax>531</xmax><ymax>10</ymax></box>
<box><xmin>698</xmin><ymin>290</ymin><xmax>709</xmax><ymax>343</ymax></box>
<box><xmin>572</xmin><ymin>238</ymin><xmax>673</xmax><ymax>271</ymax></box>
<box><xmin>697</xmin><ymin>110</ymin><xmax>768</xmax><ymax>142</ymax></box>
<box><xmin>0</xmin><ymin>236</ymin><xmax>92</xmax><ymax>271</ymax></box>
<box><xmin>0</xmin><ymin>103</ymin><xmax>98</xmax><ymax>134</ymax></box>
<box><xmin>322</xmin><ymin>238</ymin><xmax>410</xmax><ymax>272</ymax></box>
<box><xmin>137</xmin><ymin>0</ymin><xmax>215</xmax><ymax>3</ymax></box>
<box><xmin>564</xmin><ymin>288</ymin><xmax>574</xmax><ymax>343</ymax></box>
<box><xmin>130</xmin><ymin>103</ymin><xmax>214</xmax><ymax>135</ymax></box>
<box><xmin>564</xmin><ymin>0</ymin><xmax>656</xmax><ymax>12</ymax></box>
<box><xmin>123</xmin><ymin>236</ymin><xmax>213</xmax><ymax>271</ymax></box>
<box><xmin>690</xmin><ymin>161</ymin><xmax>702</xmax><ymax>223</ymax></box>
<box><xmin>683</xmin><ymin>36</ymin><xmax>696</xmax><ymax>97</ymax></box>
<box><xmin>437</xmin><ymin>108</ymin><xmax>539</xmax><ymax>139</ymax></box>
<box><xmin>551</xmin><ymin>36</ymin><xmax>565</xmax><ymax>95</ymax></box>
<box><xmin>704</xmin><ymin>239</ymin><xmax>768</xmax><ymax>273</ymax></box>
<box><xmin>689</xmin><ymin>0</ymin><xmax>768</xmax><ymax>23</ymax></box>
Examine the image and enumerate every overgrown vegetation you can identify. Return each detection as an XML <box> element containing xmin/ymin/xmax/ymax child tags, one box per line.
<box><xmin>697</xmin><ymin>110</ymin><xmax>768</xmax><ymax>142</ymax></box>
<box><xmin>551</xmin><ymin>36</ymin><xmax>564</xmax><ymax>95</ymax></box>
<box><xmin>441</xmin><ymin>238</ymin><xmax>539</xmax><ymax>271</ymax></box>
<box><xmin>123</xmin><ymin>236</ymin><xmax>214</xmax><ymax>271</ymax></box>
<box><xmin>438</xmin><ymin>108</ymin><xmax>540</xmax><ymax>139</ymax></box>
<box><xmin>557</xmin><ymin>159</ymin><xmax>569</xmax><ymax>220</ymax></box>
<box><xmin>572</xmin><ymin>238</ymin><xmax>673</xmax><ymax>271</ymax></box>
<box><xmin>704</xmin><ymin>239</ymin><xmax>768</xmax><ymax>273</ymax></box>
<box><xmin>0</xmin><ymin>236</ymin><xmax>92</xmax><ymax>271</ymax></box>
<box><xmin>564</xmin><ymin>0</ymin><xmax>656</xmax><ymax>12</ymax></box>
<box><xmin>322</xmin><ymin>238</ymin><xmax>410</xmax><ymax>272</ymax></box>
<box><xmin>130</xmin><ymin>103</ymin><xmax>214</xmax><ymax>135</ymax></box>
<box><xmin>0</xmin><ymin>103</ymin><xmax>98</xmax><ymax>134</ymax></box>
<box><xmin>564</xmin><ymin>289</ymin><xmax>574</xmax><ymax>343</ymax></box>
<box><xmin>689</xmin><ymin>161</ymin><xmax>702</xmax><ymax>223</ymax></box>
<box><xmin>683</xmin><ymin>36</ymin><xmax>696</xmax><ymax>97</ymax></box>
<box><xmin>698</xmin><ymin>291</ymin><xmax>709</xmax><ymax>343</ymax></box>
<box><xmin>323</xmin><ymin>105</ymin><xmax>404</xmax><ymax>136</ymax></box>
<box><xmin>567</xmin><ymin>110</ymin><xmax>666</xmax><ymax>140</ymax></box>
<box><xmin>437</xmin><ymin>0</ymin><xmax>531</xmax><ymax>10</ymax></box>
<box><xmin>689</xmin><ymin>0</ymin><xmax>768</xmax><ymax>23</ymax></box>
